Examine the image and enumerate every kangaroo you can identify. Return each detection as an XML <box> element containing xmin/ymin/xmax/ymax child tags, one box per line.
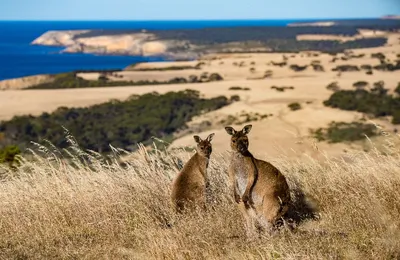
<box><xmin>225</xmin><ymin>125</ymin><xmax>291</xmax><ymax>236</ymax></box>
<box><xmin>171</xmin><ymin>133</ymin><xmax>215</xmax><ymax>213</ymax></box>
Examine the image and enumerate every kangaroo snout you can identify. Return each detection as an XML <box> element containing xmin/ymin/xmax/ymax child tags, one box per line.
<box><xmin>237</xmin><ymin>141</ymin><xmax>247</xmax><ymax>153</ymax></box>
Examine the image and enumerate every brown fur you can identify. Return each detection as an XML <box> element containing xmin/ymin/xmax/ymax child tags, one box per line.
<box><xmin>171</xmin><ymin>133</ymin><xmax>215</xmax><ymax>213</ymax></box>
<box><xmin>225</xmin><ymin>125</ymin><xmax>291</xmax><ymax>236</ymax></box>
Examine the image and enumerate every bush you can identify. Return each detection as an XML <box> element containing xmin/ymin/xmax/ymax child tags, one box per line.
<box><xmin>289</xmin><ymin>64</ymin><xmax>308</xmax><ymax>72</ymax></box>
<box><xmin>360</xmin><ymin>64</ymin><xmax>372</xmax><ymax>70</ymax></box>
<box><xmin>208</xmin><ymin>73</ymin><xmax>224</xmax><ymax>82</ymax></box>
<box><xmin>323</xmin><ymin>87</ymin><xmax>400</xmax><ymax>124</ymax></box>
<box><xmin>352</xmin><ymin>81</ymin><xmax>368</xmax><ymax>89</ymax></box>
<box><xmin>371</xmin><ymin>52</ymin><xmax>386</xmax><ymax>60</ymax></box>
<box><xmin>332</xmin><ymin>65</ymin><xmax>359</xmax><ymax>72</ymax></box>
<box><xmin>395</xmin><ymin>82</ymin><xmax>400</xmax><ymax>95</ymax></box>
<box><xmin>229</xmin><ymin>86</ymin><xmax>250</xmax><ymax>91</ymax></box>
<box><xmin>311</xmin><ymin>64</ymin><xmax>324</xmax><ymax>72</ymax></box>
<box><xmin>230</xmin><ymin>95</ymin><xmax>241</xmax><ymax>102</ymax></box>
<box><xmin>271</xmin><ymin>61</ymin><xmax>287</xmax><ymax>67</ymax></box>
<box><xmin>0</xmin><ymin>90</ymin><xmax>231</xmax><ymax>153</ymax></box>
<box><xmin>271</xmin><ymin>86</ymin><xmax>294</xmax><ymax>92</ymax></box>
<box><xmin>311</xmin><ymin>121</ymin><xmax>377</xmax><ymax>143</ymax></box>
<box><xmin>326</xmin><ymin>82</ymin><xmax>340</xmax><ymax>92</ymax></box>
<box><xmin>0</xmin><ymin>145</ymin><xmax>21</xmax><ymax>168</ymax></box>
<box><xmin>288</xmin><ymin>102</ymin><xmax>302</xmax><ymax>111</ymax></box>
<box><xmin>264</xmin><ymin>70</ymin><xmax>273</xmax><ymax>78</ymax></box>
<box><xmin>313</xmin><ymin>122</ymin><xmax>377</xmax><ymax>143</ymax></box>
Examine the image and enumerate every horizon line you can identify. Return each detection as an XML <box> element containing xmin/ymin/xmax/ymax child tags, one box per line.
<box><xmin>0</xmin><ymin>16</ymin><xmax>395</xmax><ymax>22</ymax></box>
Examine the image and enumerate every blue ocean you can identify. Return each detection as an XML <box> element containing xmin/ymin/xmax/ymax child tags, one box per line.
<box><xmin>0</xmin><ymin>20</ymin><xmax>304</xmax><ymax>80</ymax></box>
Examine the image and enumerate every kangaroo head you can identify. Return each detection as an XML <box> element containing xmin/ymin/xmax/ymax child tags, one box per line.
<box><xmin>224</xmin><ymin>125</ymin><xmax>252</xmax><ymax>154</ymax></box>
<box><xmin>193</xmin><ymin>133</ymin><xmax>215</xmax><ymax>157</ymax></box>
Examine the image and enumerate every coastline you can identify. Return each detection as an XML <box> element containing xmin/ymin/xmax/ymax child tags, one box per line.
<box><xmin>1</xmin><ymin>18</ymin><xmax>399</xmax><ymax>82</ymax></box>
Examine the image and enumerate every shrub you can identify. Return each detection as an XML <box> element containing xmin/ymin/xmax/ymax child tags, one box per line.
<box><xmin>208</xmin><ymin>73</ymin><xmax>224</xmax><ymax>82</ymax></box>
<box><xmin>311</xmin><ymin>64</ymin><xmax>325</xmax><ymax>72</ymax></box>
<box><xmin>264</xmin><ymin>70</ymin><xmax>273</xmax><ymax>78</ymax></box>
<box><xmin>289</xmin><ymin>64</ymin><xmax>308</xmax><ymax>72</ymax></box>
<box><xmin>311</xmin><ymin>121</ymin><xmax>377</xmax><ymax>143</ymax></box>
<box><xmin>98</xmin><ymin>75</ymin><xmax>109</xmax><ymax>82</ymax></box>
<box><xmin>271</xmin><ymin>61</ymin><xmax>287</xmax><ymax>67</ymax></box>
<box><xmin>229</xmin><ymin>86</ymin><xmax>250</xmax><ymax>91</ymax></box>
<box><xmin>326</xmin><ymin>82</ymin><xmax>340</xmax><ymax>92</ymax></box>
<box><xmin>288</xmin><ymin>102</ymin><xmax>302</xmax><ymax>111</ymax></box>
<box><xmin>332</xmin><ymin>65</ymin><xmax>359</xmax><ymax>72</ymax></box>
<box><xmin>0</xmin><ymin>145</ymin><xmax>21</xmax><ymax>168</ymax></box>
<box><xmin>271</xmin><ymin>86</ymin><xmax>294</xmax><ymax>92</ymax></box>
<box><xmin>230</xmin><ymin>95</ymin><xmax>241</xmax><ymax>102</ymax></box>
<box><xmin>371</xmin><ymin>52</ymin><xmax>386</xmax><ymax>60</ymax></box>
<box><xmin>360</xmin><ymin>64</ymin><xmax>372</xmax><ymax>70</ymax></box>
<box><xmin>323</xmin><ymin>87</ymin><xmax>400</xmax><ymax>124</ymax></box>
<box><xmin>395</xmin><ymin>82</ymin><xmax>400</xmax><ymax>95</ymax></box>
<box><xmin>352</xmin><ymin>81</ymin><xmax>368</xmax><ymax>89</ymax></box>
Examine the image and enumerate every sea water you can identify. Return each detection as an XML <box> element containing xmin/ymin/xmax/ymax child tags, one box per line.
<box><xmin>0</xmin><ymin>20</ymin><xmax>302</xmax><ymax>80</ymax></box>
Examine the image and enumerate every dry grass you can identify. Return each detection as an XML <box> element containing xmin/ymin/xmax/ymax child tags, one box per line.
<box><xmin>0</xmin><ymin>134</ymin><xmax>400</xmax><ymax>260</ymax></box>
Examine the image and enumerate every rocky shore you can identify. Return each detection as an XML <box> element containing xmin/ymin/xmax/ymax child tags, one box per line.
<box><xmin>31</xmin><ymin>30</ymin><xmax>198</xmax><ymax>60</ymax></box>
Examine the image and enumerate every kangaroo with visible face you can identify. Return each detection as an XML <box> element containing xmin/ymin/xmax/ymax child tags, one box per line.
<box><xmin>225</xmin><ymin>125</ymin><xmax>290</xmax><ymax>236</ymax></box>
<box><xmin>171</xmin><ymin>133</ymin><xmax>215</xmax><ymax>213</ymax></box>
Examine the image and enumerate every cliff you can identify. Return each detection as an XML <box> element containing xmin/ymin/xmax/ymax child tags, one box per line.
<box><xmin>0</xmin><ymin>74</ymin><xmax>53</xmax><ymax>90</ymax></box>
<box><xmin>31</xmin><ymin>30</ymin><xmax>198</xmax><ymax>59</ymax></box>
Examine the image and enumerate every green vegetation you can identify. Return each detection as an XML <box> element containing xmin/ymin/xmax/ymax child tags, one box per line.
<box><xmin>219</xmin><ymin>112</ymin><xmax>270</xmax><ymax>126</ymax></box>
<box><xmin>289</xmin><ymin>64</ymin><xmax>308</xmax><ymax>72</ymax></box>
<box><xmin>332</xmin><ymin>65</ymin><xmax>359</xmax><ymax>72</ymax></box>
<box><xmin>323</xmin><ymin>83</ymin><xmax>400</xmax><ymax>124</ymax></box>
<box><xmin>311</xmin><ymin>121</ymin><xmax>377</xmax><ymax>143</ymax></box>
<box><xmin>288</xmin><ymin>102</ymin><xmax>302</xmax><ymax>111</ymax></box>
<box><xmin>395</xmin><ymin>82</ymin><xmax>400</xmax><ymax>95</ymax></box>
<box><xmin>352</xmin><ymin>81</ymin><xmax>369</xmax><ymax>89</ymax></box>
<box><xmin>271</xmin><ymin>61</ymin><xmax>287</xmax><ymax>67</ymax></box>
<box><xmin>373</xmin><ymin>60</ymin><xmax>400</xmax><ymax>71</ymax></box>
<box><xmin>371</xmin><ymin>52</ymin><xmax>386</xmax><ymax>60</ymax></box>
<box><xmin>0</xmin><ymin>145</ymin><xmax>21</xmax><ymax>168</ymax></box>
<box><xmin>263</xmin><ymin>70</ymin><xmax>273</xmax><ymax>78</ymax></box>
<box><xmin>0</xmin><ymin>90</ymin><xmax>232</xmax><ymax>153</ymax></box>
<box><xmin>311</xmin><ymin>63</ymin><xmax>324</xmax><ymax>72</ymax></box>
<box><xmin>271</xmin><ymin>86</ymin><xmax>294</xmax><ymax>92</ymax></box>
<box><xmin>229</xmin><ymin>86</ymin><xmax>250</xmax><ymax>91</ymax></box>
<box><xmin>26</xmin><ymin>72</ymin><xmax>224</xmax><ymax>90</ymax></box>
<box><xmin>326</xmin><ymin>82</ymin><xmax>340</xmax><ymax>92</ymax></box>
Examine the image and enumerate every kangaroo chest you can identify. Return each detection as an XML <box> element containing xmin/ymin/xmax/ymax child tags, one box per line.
<box><xmin>231</xmin><ymin>157</ymin><xmax>252</xmax><ymax>195</ymax></box>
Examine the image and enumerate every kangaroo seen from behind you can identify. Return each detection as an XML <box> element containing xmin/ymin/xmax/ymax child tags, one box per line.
<box><xmin>171</xmin><ymin>133</ymin><xmax>215</xmax><ymax>213</ymax></box>
<box><xmin>225</xmin><ymin>125</ymin><xmax>291</xmax><ymax>236</ymax></box>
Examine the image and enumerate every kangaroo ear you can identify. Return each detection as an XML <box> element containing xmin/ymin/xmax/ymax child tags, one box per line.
<box><xmin>206</xmin><ymin>133</ymin><xmax>215</xmax><ymax>142</ymax></box>
<box><xmin>242</xmin><ymin>124</ymin><xmax>252</xmax><ymax>135</ymax></box>
<box><xmin>225</xmin><ymin>126</ymin><xmax>236</xmax><ymax>135</ymax></box>
<box><xmin>193</xmin><ymin>135</ymin><xmax>202</xmax><ymax>143</ymax></box>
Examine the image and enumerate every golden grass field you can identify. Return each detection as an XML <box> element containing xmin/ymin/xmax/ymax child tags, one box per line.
<box><xmin>0</xmin><ymin>131</ymin><xmax>399</xmax><ymax>259</ymax></box>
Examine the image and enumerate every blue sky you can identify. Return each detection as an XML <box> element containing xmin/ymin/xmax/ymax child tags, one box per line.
<box><xmin>0</xmin><ymin>0</ymin><xmax>399</xmax><ymax>20</ymax></box>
